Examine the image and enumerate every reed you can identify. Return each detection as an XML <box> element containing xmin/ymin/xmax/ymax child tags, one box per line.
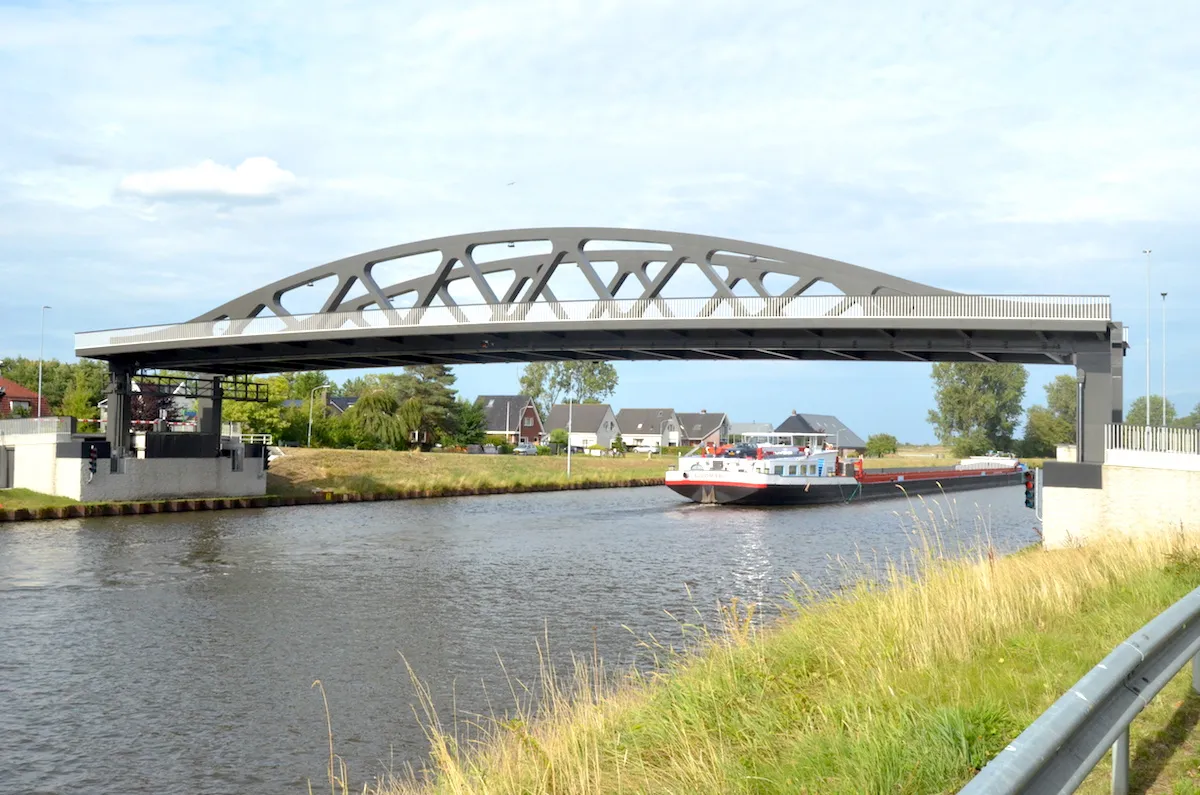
<box><xmin>366</xmin><ymin>505</ymin><xmax>1200</xmax><ymax>794</ymax></box>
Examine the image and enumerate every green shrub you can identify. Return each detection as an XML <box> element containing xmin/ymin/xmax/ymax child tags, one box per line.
<box><xmin>535</xmin><ymin>445</ymin><xmax>553</xmax><ymax>456</ymax></box>
<box><xmin>497</xmin><ymin>443</ymin><xmax>514</xmax><ymax>455</ymax></box>
<box><xmin>484</xmin><ymin>434</ymin><xmax>509</xmax><ymax>447</ymax></box>
<box><xmin>865</xmin><ymin>433</ymin><xmax>899</xmax><ymax>457</ymax></box>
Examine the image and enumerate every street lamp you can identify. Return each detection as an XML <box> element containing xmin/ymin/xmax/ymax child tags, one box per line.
<box><xmin>1162</xmin><ymin>292</ymin><xmax>1168</xmax><ymax>426</ymax></box>
<box><xmin>566</xmin><ymin>399</ymin><xmax>573</xmax><ymax>478</ymax></box>
<box><xmin>1143</xmin><ymin>250</ymin><xmax>1152</xmax><ymax>431</ymax></box>
<box><xmin>37</xmin><ymin>305</ymin><xmax>51</xmax><ymax>418</ymax></box>
<box><xmin>307</xmin><ymin>383</ymin><xmax>332</xmax><ymax>446</ymax></box>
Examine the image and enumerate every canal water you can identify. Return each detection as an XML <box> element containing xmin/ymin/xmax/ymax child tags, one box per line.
<box><xmin>0</xmin><ymin>485</ymin><xmax>1038</xmax><ymax>794</ymax></box>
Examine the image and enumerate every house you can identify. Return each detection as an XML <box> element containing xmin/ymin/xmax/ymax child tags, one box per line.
<box><xmin>544</xmin><ymin>403</ymin><xmax>618</xmax><ymax>449</ymax></box>
<box><xmin>477</xmin><ymin>394</ymin><xmax>543</xmax><ymax>444</ymax></box>
<box><xmin>774</xmin><ymin>410</ymin><xmax>867</xmax><ymax>453</ymax></box>
<box><xmin>677</xmin><ymin>410</ymin><xmax>729</xmax><ymax>447</ymax></box>
<box><xmin>615</xmin><ymin>408</ymin><xmax>682</xmax><ymax>449</ymax></box>
<box><xmin>729</xmin><ymin>421</ymin><xmax>775</xmax><ymax>441</ymax></box>
<box><xmin>0</xmin><ymin>377</ymin><xmax>51</xmax><ymax>418</ymax></box>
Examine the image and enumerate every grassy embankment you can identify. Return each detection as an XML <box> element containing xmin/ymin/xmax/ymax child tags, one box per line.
<box><xmin>354</xmin><ymin>527</ymin><xmax>1200</xmax><ymax>795</ymax></box>
<box><xmin>0</xmin><ymin>488</ymin><xmax>79</xmax><ymax>511</ymax></box>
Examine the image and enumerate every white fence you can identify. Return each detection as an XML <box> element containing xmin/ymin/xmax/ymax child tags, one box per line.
<box><xmin>76</xmin><ymin>294</ymin><xmax>1112</xmax><ymax>352</ymax></box>
<box><xmin>1105</xmin><ymin>424</ymin><xmax>1200</xmax><ymax>455</ymax></box>
<box><xmin>0</xmin><ymin>417</ymin><xmax>74</xmax><ymax>436</ymax></box>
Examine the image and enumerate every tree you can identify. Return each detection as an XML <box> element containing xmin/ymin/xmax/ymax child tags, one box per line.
<box><xmin>447</xmin><ymin>398</ymin><xmax>487</xmax><ymax>446</ymax></box>
<box><xmin>519</xmin><ymin>361</ymin><xmax>618</xmax><ymax>419</ymax></box>
<box><xmin>1178</xmin><ymin>403</ymin><xmax>1200</xmax><ymax>430</ymax></box>
<box><xmin>548</xmin><ymin>428</ymin><xmax>569</xmax><ymax>445</ymax></box>
<box><xmin>612</xmin><ymin>432</ymin><xmax>627</xmax><ymax>453</ymax></box>
<box><xmin>346</xmin><ymin>389</ymin><xmax>406</xmax><ymax>449</ymax></box>
<box><xmin>1125</xmin><ymin>395</ymin><xmax>1177</xmax><ymax>426</ymax></box>
<box><xmin>1020</xmin><ymin>374</ymin><xmax>1078</xmax><ymax>457</ymax></box>
<box><xmin>865</xmin><ymin>433</ymin><xmax>898</xmax><ymax>458</ymax></box>
<box><xmin>60</xmin><ymin>361</ymin><xmax>108</xmax><ymax>423</ymax></box>
<box><xmin>927</xmin><ymin>363</ymin><xmax>1028</xmax><ymax>457</ymax></box>
<box><xmin>222</xmin><ymin>375</ymin><xmax>294</xmax><ymax>438</ymax></box>
<box><xmin>288</xmin><ymin>371</ymin><xmax>332</xmax><ymax>401</ymax></box>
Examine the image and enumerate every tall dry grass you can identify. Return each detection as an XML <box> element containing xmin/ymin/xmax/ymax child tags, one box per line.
<box><xmin>339</xmin><ymin>502</ymin><xmax>1200</xmax><ymax>795</ymax></box>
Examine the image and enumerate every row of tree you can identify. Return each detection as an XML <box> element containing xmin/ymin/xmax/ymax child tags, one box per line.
<box><xmin>927</xmin><ymin>362</ymin><xmax>1200</xmax><ymax>458</ymax></box>
<box><xmin>5</xmin><ymin>355</ymin><xmax>1195</xmax><ymax>456</ymax></box>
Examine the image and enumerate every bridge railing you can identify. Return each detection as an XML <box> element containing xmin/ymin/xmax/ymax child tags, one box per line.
<box><xmin>1105</xmin><ymin>423</ymin><xmax>1200</xmax><ymax>455</ymax></box>
<box><xmin>959</xmin><ymin>584</ymin><xmax>1200</xmax><ymax>794</ymax></box>
<box><xmin>75</xmin><ymin>294</ymin><xmax>1112</xmax><ymax>352</ymax></box>
<box><xmin>0</xmin><ymin>416</ymin><xmax>74</xmax><ymax>436</ymax></box>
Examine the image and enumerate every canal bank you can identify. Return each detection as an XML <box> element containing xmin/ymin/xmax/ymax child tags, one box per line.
<box><xmin>0</xmin><ymin>449</ymin><xmax>670</xmax><ymax>522</ymax></box>
<box><xmin>376</xmin><ymin>532</ymin><xmax>1200</xmax><ymax>795</ymax></box>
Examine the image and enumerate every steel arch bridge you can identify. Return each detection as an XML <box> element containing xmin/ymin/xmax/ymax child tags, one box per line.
<box><xmin>75</xmin><ymin>227</ymin><xmax>1125</xmax><ymax>462</ymax></box>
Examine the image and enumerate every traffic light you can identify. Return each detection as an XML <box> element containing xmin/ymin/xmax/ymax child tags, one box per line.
<box><xmin>88</xmin><ymin>445</ymin><xmax>98</xmax><ymax>476</ymax></box>
<box><xmin>1024</xmin><ymin>470</ymin><xmax>1036</xmax><ymax>509</ymax></box>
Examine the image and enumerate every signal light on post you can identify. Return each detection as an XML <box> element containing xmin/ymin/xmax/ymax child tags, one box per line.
<box><xmin>88</xmin><ymin>445</ymin><xmax>98</xmax><ymax>476</ymax></box>
<box><xmin>1024</xmin><ymin>470</ymin><xmax>1036</xmax><ymax>509</ymax></box>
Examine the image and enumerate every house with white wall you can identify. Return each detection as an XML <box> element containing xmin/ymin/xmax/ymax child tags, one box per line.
<box><xmin>544</xmin><ymin>403</ymin><xmax>618</xmax><ymax>449</ymax></box>
<box><xmin>615</xmin><ymin>408</ymin><xmax>681</xmax><ymax>449</ymax></box>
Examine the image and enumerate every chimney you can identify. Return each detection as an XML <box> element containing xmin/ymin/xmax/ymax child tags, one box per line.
<box><xmin>791</xmin><ymin>409</ymin><xmax>797</xmax><ymax>415</ymax></box>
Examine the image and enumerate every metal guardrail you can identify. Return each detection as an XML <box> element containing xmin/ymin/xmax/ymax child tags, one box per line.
<box><xmin>1106</xmin><ymin>423</ymin><xmax>1200</xmax><ymax>455</ymax></box>
<box><xmin>75</xmin><ymin>294</ymin><xmax>1112</xmax><ymax>352</ymax></box>
<box><xmin>238</xmin><ymin>434</ymin><xmax>273</xmax><ymax>445</ymax></box>
<box><xmin>960</xmin><ymin>584</ymin><xmax>1200</xmax><ymax>794</ymax></box>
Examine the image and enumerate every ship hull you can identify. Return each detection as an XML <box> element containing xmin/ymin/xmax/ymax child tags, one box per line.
<box><xmin>666</xmin><ymin>470</ymin><xmax>1024</xmax><ymax>506</ymax></box>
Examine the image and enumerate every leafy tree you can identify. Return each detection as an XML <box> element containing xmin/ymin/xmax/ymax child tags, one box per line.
<box><xmin>927</xmin><ymin>363</ymin><xmax>1028</xmax><ymax>457</ymax></box>
<box><xmin>519</xmin><ymin>361</ymin><xmax>618</xmax><ymax>419</ymax></box>
<box><xmin>1125</xmin><ymin>395</ymin><xmax>1177</xmax><ymax>426</ymax></box>
<box><xmin>287</xmin><ymin>371</ymin><xmax>332</xmax><ymax>401</ymax></box>
<box><xmin>1020</xmin><ymin>374</ymin><xmax>1078</xmax><ymax>457</ymax></box>
<box><xmin>1177</xmin><ymin>403</ymin><xmax>1200</xmax><ymax>429</ymax></box>
<box><xmin>0</xmin><ymin>356</ymin><xmax>78</xmax><ymax>412</ymax></box>
<box><xmin>222</xmin><ymin>376</ymin><xmax>294</xmax><ymax>437</ymax></box>
<box><xmin>612</xmin><ymin>432</ymin><xmax>627</xmax><ymax>453</ymax></box>
<box><xmin>346</xmin><ymin>389</ymin><xmax>406</xmax><ymax>449</ymax></box>
<box><xmin>865</xmin><ymin>433</ymin><xmax>898</xmax><ymax>458</ymax></box>
<box><xmin>548</xmin><ymin>428</ymin><xmax>569</xmax><ymax>445</ymax></box>
<box><xmin>60</xmin><ymin>361</ymin><xmax>108</xmax><ymax>423</ymax></box>
<box><xmin>338</xmin><ymin>366</ymin><xmax>458</xmax><ymax>440</ymax></box>
<box><xmin>448</xmin><ymin>398</ymin><xmax>487</xmax><ymax>446</ymax></box>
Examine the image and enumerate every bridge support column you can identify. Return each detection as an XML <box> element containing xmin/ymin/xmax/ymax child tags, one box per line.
<box><xmin>197</xmin><ymin>375</ymin><xmax>223</xmax><ymax>445</ymax></box>
<box><xmin>1075</xmin><ymin>340</ymin><xmax>1124</xmax><ymax>464</ymax></box>
<box><xmin>105</xmin><ymin>365</ymin><xmax>134</xmax><ymax>454</ymax></box>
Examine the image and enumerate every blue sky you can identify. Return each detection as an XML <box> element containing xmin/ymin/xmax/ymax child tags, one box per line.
<box><xmin>2</xmin><ymin>0</ymin><xmax>1198</xmax><ymax>443</ymax></box>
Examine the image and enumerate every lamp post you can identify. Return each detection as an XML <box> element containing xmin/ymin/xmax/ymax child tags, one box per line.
<box><xmin>1143</xmin><ymin>250</ymin><xmax>1152</xmax><ymax>432</ymax></box>
<box><xmin>1162</xmin><ymin>292</ymin><xmax>1168</xmax><ymax>426</ymax></box>
<box><xmin>307</xmin><ymin>383</ymin><xmax>332</xmax><ymax>447</ymax></box>
<box><xmin>566</xmin><ymin>399</ymin><xmax>573</xmax><ymax>478</ymax></box>
<box><xmin>37</xmin><ymin>305</ymin><xmax>51</xmax><ymax>418</ymax></box>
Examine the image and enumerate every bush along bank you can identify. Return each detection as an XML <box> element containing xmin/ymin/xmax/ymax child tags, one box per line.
<box><xmin>368</xmin><ymin>525</ymin><xmax>1200</xmax><ymax>795</ymax></box>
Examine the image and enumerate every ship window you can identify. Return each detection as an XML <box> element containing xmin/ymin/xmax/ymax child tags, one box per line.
<box><xmin>773</xmin><ymin>465</ymin><xmax>783</xmax><ymax>475</ymax></box>
<box><xmin>788</xmin><ymin>465</ymin><xmax>797</xmax><ymax>475</ymax></box>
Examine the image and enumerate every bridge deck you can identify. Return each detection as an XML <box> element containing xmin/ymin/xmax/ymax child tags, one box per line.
<box><xmin>75</xmin><ymin>295</ymin><xmax>1115</xmax><ymax>375</ymax></box>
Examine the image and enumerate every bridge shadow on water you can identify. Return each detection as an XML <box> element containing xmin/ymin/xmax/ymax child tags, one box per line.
<box><xmin>1131</xmin><ymin>690</ymin><xmax>1200</xmax><ymax>793</ymax></box>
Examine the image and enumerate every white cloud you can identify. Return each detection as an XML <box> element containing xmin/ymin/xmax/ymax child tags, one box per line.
<box><xmin>116</xmin><ymin>157</ymin><xmax>299</xmax><ymax>203</ymax></box>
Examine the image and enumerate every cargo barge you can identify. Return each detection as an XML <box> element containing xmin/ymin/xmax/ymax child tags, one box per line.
<box><xmin>664</xmin><ymin>433</ymin><xmax>1024</xmax><ymax>506</ymax></box>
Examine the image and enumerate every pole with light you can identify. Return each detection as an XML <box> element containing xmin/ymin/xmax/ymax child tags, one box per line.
<box><xmin>1143</xmin><ymin>250</ymin><xmax>1152</xmax><ymax>433</ymax></box>
<box><xmin>566</xmin><ymin>399</ymin><xmax>573</xmax><ymax>478</ymax></box>
<box><xmin>37</xmin><ymin>305</ymin><xmax>51</xmax><ymax>418</ymax></box>
<box><xmin>1162</xmin><ymin>291</ymin><xmax>1168</xmax><ymax>426</ymax></box>
<box><xmin>307</xmin><ymin>383</ymin><xmax>332</xmax><ymax>447</ymax></box>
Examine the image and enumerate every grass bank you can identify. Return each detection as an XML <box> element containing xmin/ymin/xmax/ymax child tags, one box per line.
<box><xmin>268</xmin><ymin>449</ymin><xmax>669</xmax><ymax>498</ymax></box>
<box><xmin>0</xmin><ymin>488</ymin><xmax>79</xmax><ymax>511</ymax></box>
<box><xmin>363</xmin><ymin>528</ymin><xmax>1200</xmax><ymax>795</ymax></box>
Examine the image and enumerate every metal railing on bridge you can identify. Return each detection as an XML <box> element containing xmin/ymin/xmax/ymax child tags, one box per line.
<box><xmin>1105</xmin><ymin>423</ymin><xmax>1200</xmax><ymax>455</ymax></box>
<box><xmin>960</xmin><ymin>584</ymin><xmax>1200</xmax><ymax>794</ymax></box>
<box><xmin>76</xmin><ymin>294</ymin><xmax>1112</xmax><ymax>352</ymax></box>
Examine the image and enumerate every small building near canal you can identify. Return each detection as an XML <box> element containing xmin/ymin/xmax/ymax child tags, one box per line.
<box><xmin>544</xmin><ymin>403</ymin><xmax>618</xmax><ymax>449</ymax></box>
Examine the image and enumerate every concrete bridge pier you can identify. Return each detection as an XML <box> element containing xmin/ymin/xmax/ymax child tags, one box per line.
<box><xmin>1075</xmin><ymin>333</ymin><xmax>1124</xmax><ymax>464</ymax></box>
<box><xmin>105</xmin><ymin>365</ymin><xmax>134</xmax><ymax>454</ymax></box>
<box><xmin>196</xmin><ymin>375</ymin><xmax>223</xmax><ymax>443</ymax></box>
